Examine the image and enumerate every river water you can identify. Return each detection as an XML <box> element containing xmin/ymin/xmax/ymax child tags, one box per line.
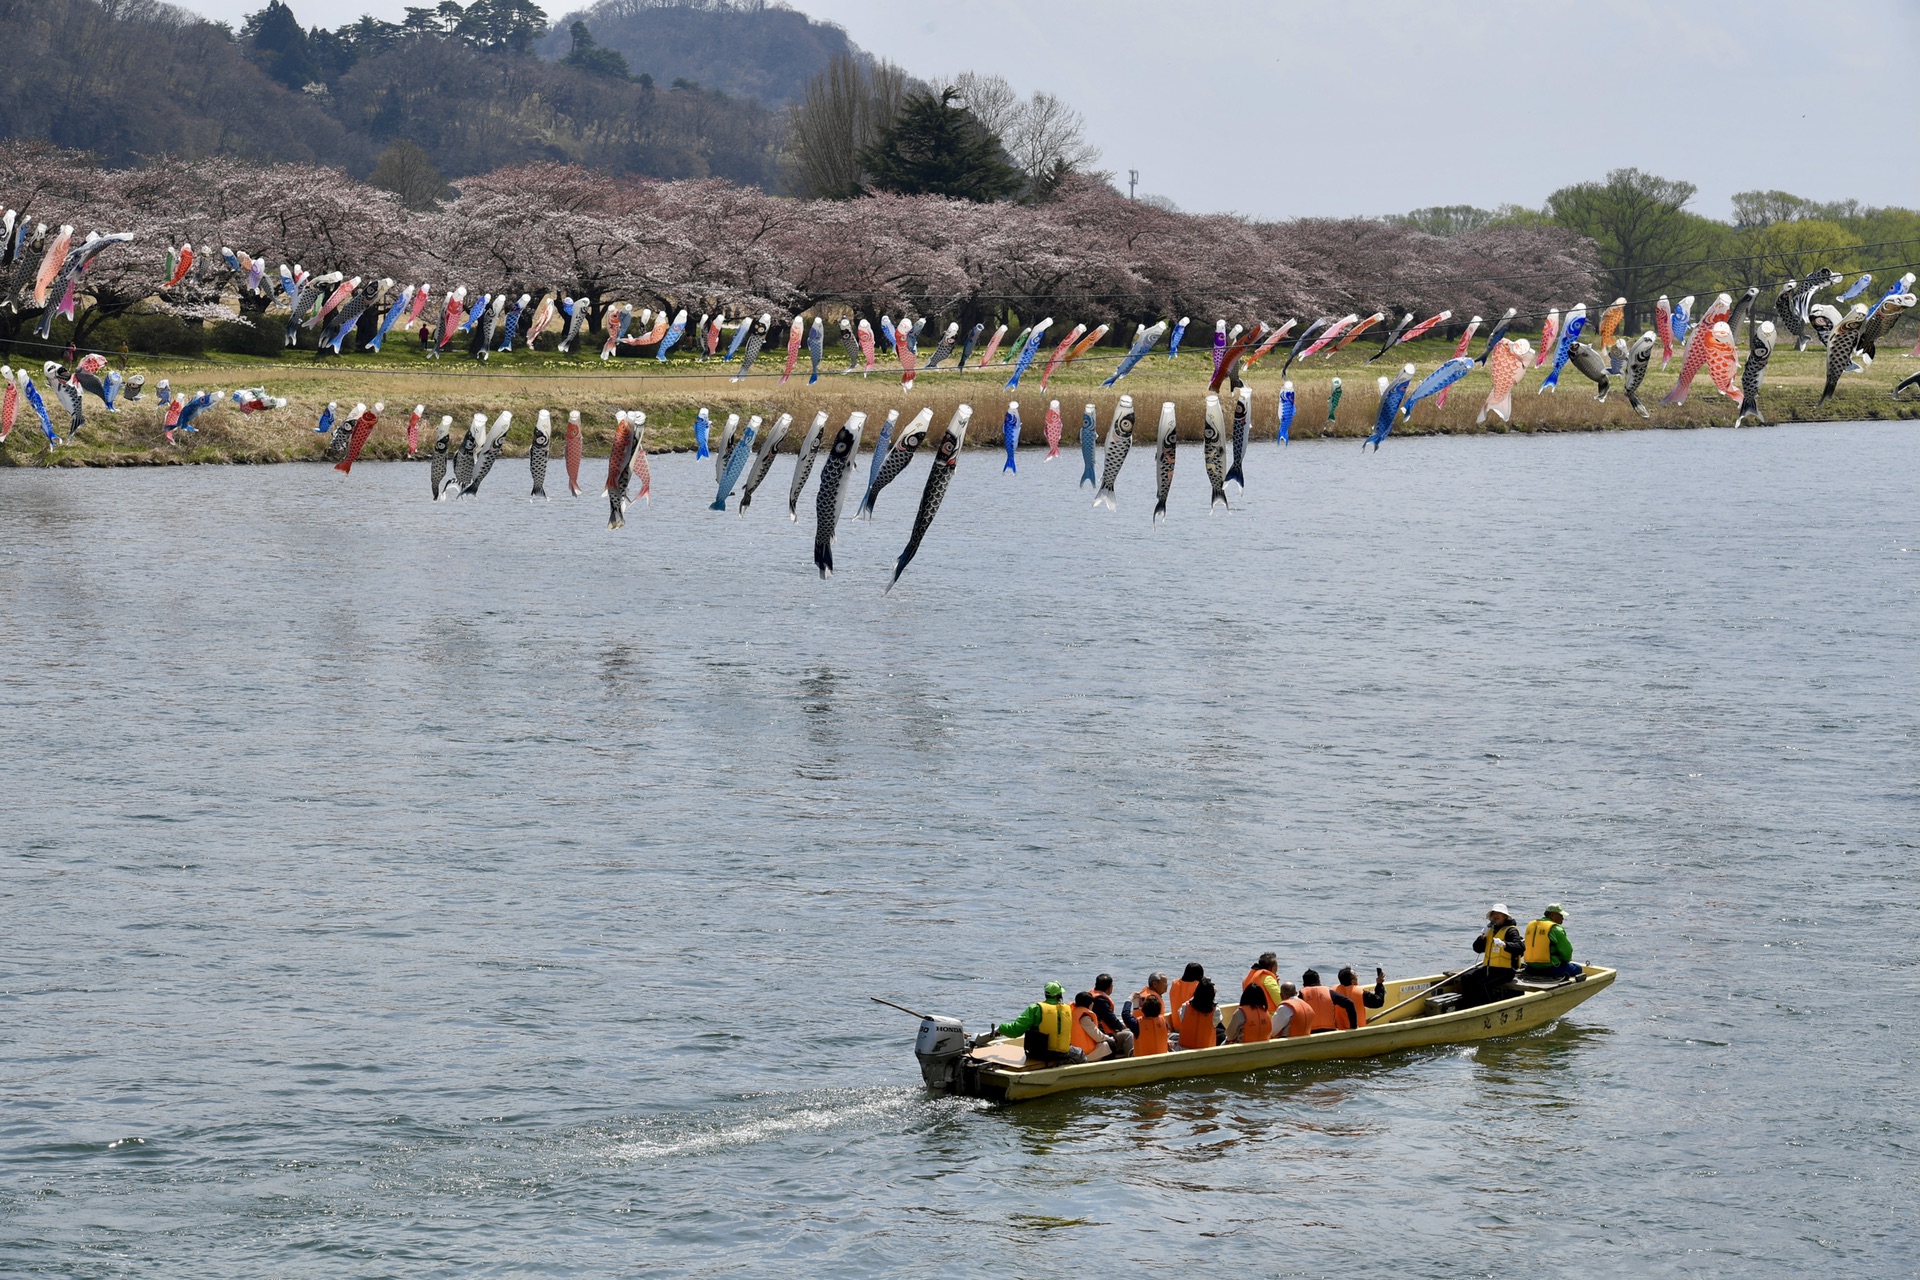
<box><xmin>2</xmin><ymin>421</ymin><xmax>1915</xmax><ymax>1276</ymax></box>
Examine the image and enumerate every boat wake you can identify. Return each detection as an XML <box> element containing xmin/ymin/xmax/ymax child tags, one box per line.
<box><xmin>611</xmin><ymin>1086</ymin><xmax>942</xmax><ymax>1162</ymax></box>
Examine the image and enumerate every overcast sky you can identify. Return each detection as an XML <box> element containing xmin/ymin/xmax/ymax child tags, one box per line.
<box><xmin>188</xmin><ymin>0</ymin><xmax>1918</xmax><ymax>221</ymax></box>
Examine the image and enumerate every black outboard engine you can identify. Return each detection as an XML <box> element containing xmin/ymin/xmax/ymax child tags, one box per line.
<box><xmin>914</xmin><ymin>1015</ymin><xmax>968</xmax><ymax>1090</ymax></box>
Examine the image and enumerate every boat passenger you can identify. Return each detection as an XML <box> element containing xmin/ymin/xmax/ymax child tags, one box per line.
<box><xmin>1239</xmin><ymin>953</ymin><xmax>1284</xmax><ymax>1014</ymax></box>
<box><xmin>1174</xmin><ymin>978</ymin><xmax>1220</xmax><ymax>1050</ymax></box>
<box><xmin>989</xmin><ymin>981</ymin><xmax>1080</xmax><ymax>1064</ymax></box>
<box><xmin>1168</xmin><ymin>963</ymin><xmax>1204</xmax><ymax>1021</ymax></box>
<box><xmin>1468</xmin><ymin>904</ymin><xmax>1526</xmax><ymax>1004</ymax></box>
<box><xmin>1130</xmin><ymin>972</ymin><xmax>1170</xmax><ymax>1023</ymax></box>
<box><xmin>1276</xmin><ymin>981</ymin><xmax>1313</xmax><ymax>1038</ymax></box>
<box><xmin>1523</xmin><ymin>904</ymin><xmax>1583</xmax><ymax>978</ymax></box>
<box><xmin>1331</xmin><ymin>966</ymin><xmax>1387</xmax><ymax>1029</ymax></box>
<box><xmin>1070</xmin><ymin>990</ymin><xmax>1128</xmax><ymax>1061</ymax></box>
<box><xmin>1297</xmin><ymin>969</ymin><xmax>1338</xmax><ymax>1033</ymax></box>
<box><xmin>1090</xmin><ymin>973</ymin><xmax>1136</xmax><ymax>1044</ymax></box>
<box><xmin>1134</xmin><ymin>995</ymin><xmax>1171</xmax><ymax>1056</ymax></box>
<box><xmin>1223</xmin><ymin>983</ymin><xmax>1274</xmax><ymax>1044</ymax></box>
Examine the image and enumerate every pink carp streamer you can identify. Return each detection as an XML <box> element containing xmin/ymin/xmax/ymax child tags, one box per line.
<box><xmin>630</xmin><ymin>414</ymin><xmax>651</xmax><ymax>501</ymax></box>
<box><xmin>1435</xmin><ymin>316</ymin><xmax>1484</xmax><ymax>411</ymax></box>
<box><xmin>898</xmin><ymin>333</ymin><xmax>919</xmax><ymax>389</ymax></box>
<box><xmin>1477</xmin><ymin>338</ymin><xmax>1533</xmax><ymax>424</ymax></box>
<box><xmin>1655</xmin><ymin>297</ymin><xmax>1674</xmax><ymax>369</ymax></box>
<box><xmin>1535</xmin><ymin>309</ymin><xmax>1559</xmax><ymax>366</ymax></box>
<box><xmin>1662</xmin><ymin>294</ymin><xmax>1731</xmax><ymax>406</ymax></box>
<box><xmin>1044</xmin><ymin>400</ymin><xmax>1063</xmax><ymax>457</ymax></box>
<box><xmin>1039</xmin><ymin>324</ymin><xmax>1086</xmax><ymax>390</ymax></box>
<box><xmin>1242</xmin><ymin>319</ymin><xmax>1297</xmax><ymax>372</ymax></box>
<box><xmin>976</xmin><ymin>324</ymin><xmax>1008</xmax><ymax>367</ymax></box>
<box><xmin>32</xmin><ymin>227</ymin><xmax>73</xmax><ymax>306</ymax></box>
<box><xmin>780</xmin><ymin>317</ymin><xmax>805</xmax><ymax>383</ymax></box>
<box><xmin>1703</xmin><ymin>322</ymin><xmax>1740</xmax><ymax>398</ymax></box>
<box><xmin>631</xmin><ymin>310</ymin><xmax>669</xmax><ymax>347</ymax></box>
<box><xmin>1298</xmin><ymin>314</ymin><xmax>1358</xmax><ymax>362</ymax></box>
<box><xmin>857</xmin><ymin>319</ymin><xmax>876</xmax><ymax>373</ymax></box>
<box><xmin>1</xmin><ymin>370</ymin><xmax>18</xmax><ymax>442</ymax></box>
<box><xmin>1398</xmin><ymin>310</ymin><xmax>1452</xmax><ymax>345</ymax></box>
<box><xmin>1327</xmin><ymin>312</ymin><xmax>1385</xmax><ymax>355</ymax></box>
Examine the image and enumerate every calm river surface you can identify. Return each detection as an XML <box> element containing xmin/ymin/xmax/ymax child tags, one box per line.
<box><xmin>2</xmin><ymin>421</ymin><xmax>1916</xmax><ymax>1276</ymax></box>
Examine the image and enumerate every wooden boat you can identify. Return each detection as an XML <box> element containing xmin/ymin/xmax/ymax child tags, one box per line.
<box><xmin>908</xmin><ymin>967</ymin><xmax>1615</xmax><ymax>1103</ymax></box>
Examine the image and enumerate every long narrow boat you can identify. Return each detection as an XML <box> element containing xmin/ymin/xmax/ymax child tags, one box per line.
<box><xmin>907</xmin><ymin>967</ymin><xmax>1615</xmax><ymax>1103</ymax></box>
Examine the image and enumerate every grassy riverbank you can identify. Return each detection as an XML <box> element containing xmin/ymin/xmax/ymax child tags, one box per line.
<box><xmin>3</xmin><ymin>335</ymin><xmax>1916</xmax><ymax>467</ymax></box>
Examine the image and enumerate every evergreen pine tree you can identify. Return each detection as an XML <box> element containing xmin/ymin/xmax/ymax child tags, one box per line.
<box><xmin>240</xmin><ymin>1</ymin><xmax>318</xmax><ymax>89</ymax></box>
<box><xmin>857</xmin><ymin>88</ymin><xmax>1022</xmax><ymax>202</ymax></box>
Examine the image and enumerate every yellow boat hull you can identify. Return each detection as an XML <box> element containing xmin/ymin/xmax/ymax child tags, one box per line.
<box><xmin>966</xmin><ymin>967</ymin><xmax>1616</xmax><ymax>1103</ymax></box>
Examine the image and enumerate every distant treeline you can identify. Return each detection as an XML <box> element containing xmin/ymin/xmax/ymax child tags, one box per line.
<box><xmin>0</xmin><ymin>143</ymin><xmax>1598</xmax><ymax>358</ymax></box>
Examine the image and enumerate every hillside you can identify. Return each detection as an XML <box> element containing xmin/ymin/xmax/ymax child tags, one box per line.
<box><xmin>540</xmin><ymin>0</ymin><xmax>855</xmax><ymax>105</ymax></box>
<box><xmin>0</xmin><ymin>0</ymin><xmax>780</xmax><ymax>187</ymax></box>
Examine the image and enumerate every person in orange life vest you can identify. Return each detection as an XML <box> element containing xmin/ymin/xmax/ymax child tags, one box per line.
<box><xmin>1168</xmin><ymin>963</ymin><xmax>1204</xmax><ymax>1021</ymax></box>
<box><xmin>1087</xmin><ymin>975</ymin><xmax>1136</xmax><ymax>1056</ymax></box>
<box><xmin>1330</xmin><ymin>966</ymin><xmax>1387</xmax><ymax>1029</ymax></box>
<box><xmin>1224</xmin><ymin>983</ymin><xmax>1274</xmax><ymax>1044</ymax></box>
<box><xmin>1174</xmin><ymin>977</ymin><xmax>1220</xmax><ymax>1050</ymax></box>
<box><xmin>1129</xmin><ymin>972</ymin><xmax>1169</xmax><ymax>1024</ymax></box>
<box><xmin>1297</xmin><ymin>969</ymin><xmax>1339</xmax><ymax>1032</ymax></box>
<box><xmin>1133</xmin><ymin>993</ymin><xmax>1171</xmax><ymax>1056</ymax></box>
<box><xmin>1275</xmin><ymin>981</ymin><xmax>1314</xmax><ymax>1038</ymax></box>
<box><xmin>1070</xmin><ymin>990</ymin><xmax>1128</xmax><ymax>1062</ymax></box>
<box><xmin>1090</xmin><ymin>973</ymin><xmax>1137</xmax><ymax>1048</ymax></box>
<box><xmin>1239</xmin><ymin>952</ymin><xmax>1284</xmax><ymax>1013</ymax></box>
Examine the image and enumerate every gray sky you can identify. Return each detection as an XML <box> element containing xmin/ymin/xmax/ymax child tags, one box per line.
<box><xmin>187</xmin><ymin>0</ymin><xmax>1919</xmax><ymax>221</ymax></box>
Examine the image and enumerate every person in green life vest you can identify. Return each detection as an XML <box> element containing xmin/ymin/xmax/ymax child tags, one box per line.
<box><xmin>1523</xmin><ymin>904</ymin><xmax>1583</xmax><ymax>978</ymax></box>
<box><xmin>977</xmin><ymin>981</ymin><xmax>1081</xmax><ymax>1064</ymax></box>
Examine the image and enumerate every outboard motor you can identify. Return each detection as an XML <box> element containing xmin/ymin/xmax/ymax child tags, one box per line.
<box><xmin>914</xmin><ymin>1015</ymin><xmax>968</xmax><ymax>1090</ymax></box>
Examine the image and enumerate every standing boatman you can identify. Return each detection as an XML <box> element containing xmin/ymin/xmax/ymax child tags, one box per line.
<box><xmin>1468</xmin><ymin>903</ymin><xmax>1525</xmax><ymax>1004</ymax></box>
<box><xmin>1524</xmin><ymin>904</ymin><xmax>1584</xmax><ymax>979</ymax></box>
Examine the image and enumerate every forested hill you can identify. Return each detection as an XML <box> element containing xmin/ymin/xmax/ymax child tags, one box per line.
<box><xmin>540</xmin><ymin>0</ymin><xmax>854</xmax><ymax>106</ymax></box>
<box><xmin>0</xmin><ymin>0</ymin><xmax>788</xmax><ymax>188</ymax></box>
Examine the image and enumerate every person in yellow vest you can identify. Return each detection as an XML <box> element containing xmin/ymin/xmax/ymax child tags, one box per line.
<box><xmin>1523</xmin><ymin>904</ymin><xmax>1583</xmax><ymax>978</ymax></box>
<box><xmin>1238</xmin><ymin>953</ymin><xmax>1285</xmax><ymax>1016</ymax></box>
<box><xmin>1468</xmin><ymin>903</ymin><xmax>1525</xmax><ymax>1005</ymax></box>
<box><xmin>985</xmin><ymin>981</ymin><xmax>1079</xmax><ymax>1064</ymax></box>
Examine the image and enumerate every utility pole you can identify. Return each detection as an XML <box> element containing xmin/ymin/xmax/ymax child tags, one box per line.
<box><xmin>1128</xmin><ymin>169</ymin><xmax>1139</xmax><ymax>201</ymax></box>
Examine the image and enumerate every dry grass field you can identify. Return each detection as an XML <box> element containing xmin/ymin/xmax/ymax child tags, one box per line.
<box><xmin>4</xmin><ymin>332</ymin><xmax>1917</xmax><ymax>467</ymax></box>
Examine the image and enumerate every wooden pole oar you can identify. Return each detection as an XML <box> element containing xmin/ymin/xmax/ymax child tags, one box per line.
<box><xmin>870</xmin><ymin>995</ymin><xmax>929</xmax><ymax>1020</ymax></box>
<box><xmin>1371</xmin><ymin>964</ymin><xmax>1485</xmax><ymax>1024</ymax></box>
